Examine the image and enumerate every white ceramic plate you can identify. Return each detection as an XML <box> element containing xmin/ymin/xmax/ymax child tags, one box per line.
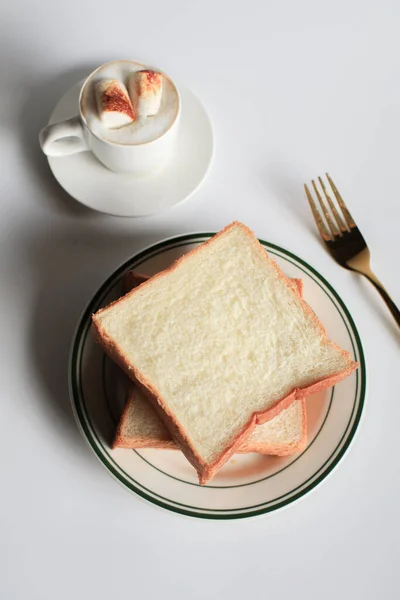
<box><xmin>69</xmin><ymin>234</ymin><xmax>366</xmax><ymax>519</ymax></box>
<box><xmin>47</xmin><ymin>81</ymin><xmax>214</xmax><ymax>217</ymax></box>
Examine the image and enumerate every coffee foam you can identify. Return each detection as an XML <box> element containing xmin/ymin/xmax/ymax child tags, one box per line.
<box><xmin>81</xmin><ymin>61</ymin><xmax>179</xmax><ymax>145</ymax></box>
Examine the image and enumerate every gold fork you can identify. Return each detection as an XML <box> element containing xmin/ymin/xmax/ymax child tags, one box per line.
<box><xmin>305</xmin><ymin>174</ymin><xmax>400</xmax><ymax>328</ymax></box>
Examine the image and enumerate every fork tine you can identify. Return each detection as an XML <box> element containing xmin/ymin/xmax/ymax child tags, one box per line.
<box><xmin>304</xmin><ymin>184</ymin><xmax>332</xmax><ymax>241</ymax></box>
<box><xmin>312</xmin><ymin>180</ymin><xmax>340</xmax><ymax>238</ymax></box>
<box><xmin>326</xmin><ymin>173</ymin><xmax>356</xmax><ymax>228</ymax></box>
<box><xmin>318</xmin><ymin>177</ymin><xmax>347</xmax><ymax>233</ymax></box>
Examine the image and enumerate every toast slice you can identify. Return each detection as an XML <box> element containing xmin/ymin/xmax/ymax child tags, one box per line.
<box><xmin>114</xmin><ymin>386</ymin><xmax>307</xmax><ymax>456</ymax></box>
<box><xmin>93</xmin><ymin>222</ymin><xmax>358</xmax><ymax>484</ymax></box>
<box><xmin>113</xmin><ymin>272</ymin><xmax>306</xmax><ymax>456</ymax></box>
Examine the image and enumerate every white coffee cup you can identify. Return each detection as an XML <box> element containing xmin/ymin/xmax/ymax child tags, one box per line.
<box><xmin>39</xmin><ymin>60</ymin><xmax>181</xmax><ymax>175</ymax></box>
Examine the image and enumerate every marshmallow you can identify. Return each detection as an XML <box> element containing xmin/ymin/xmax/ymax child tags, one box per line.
<box><xmin>95</xmin><ymin>79</ymin><xmax>135</xmax><ymax>129</ymax></box>
<box><xmin>129</xmin><ymin>70</ymin><xmax>163</xmax><ymax>118</ymax></box>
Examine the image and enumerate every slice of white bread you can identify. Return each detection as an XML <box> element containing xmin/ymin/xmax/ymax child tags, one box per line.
<box><xmin>113</xmin><ymin>271</ymin><xmax>306</xmax><ymax>456</ymax></box>
<box><xmin>114</xmin><ymin>386</ymin><xmax>307</xmax><ymax>455</ymax></box>
<box><xmin>93</xmin><ymin>222</ymin><xmax>358</xmax><ymax>484</ymax></box>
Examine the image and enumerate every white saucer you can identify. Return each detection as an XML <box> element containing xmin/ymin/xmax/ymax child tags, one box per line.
<box><xmin>46</xmin><ymin>80</ymin><xmax>214</xmax><ymax>217</ymax></box>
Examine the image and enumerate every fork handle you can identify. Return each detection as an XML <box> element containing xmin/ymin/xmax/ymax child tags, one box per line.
<box><xmin>352</xmin><ymin>267</ymin><xmax>400</xmax><ymax>328</ymax></box>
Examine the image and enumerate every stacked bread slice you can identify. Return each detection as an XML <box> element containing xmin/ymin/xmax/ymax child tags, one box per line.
<box><xmin>114</xmin><ymin>385</ymin><xmax>307</xmax><ymax>455</ymax></box>
<box><xmin>92</xmin><ymin>222</ymin><xmax>358</xmax><ymax>484</ymax></box>
<box><xmin>114</xmin><ymin>272</ymin><xmax>307</xmax><ymax>456</ymax></box>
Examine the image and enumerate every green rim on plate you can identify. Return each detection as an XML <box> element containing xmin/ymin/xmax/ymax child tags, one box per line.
<box><xmin>69</xmin><ymin>234</ymin><xmax>366</xmax><ymax>519</ymax></box>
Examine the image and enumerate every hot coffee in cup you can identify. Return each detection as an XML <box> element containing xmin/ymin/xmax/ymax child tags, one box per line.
<box><xmin>39</xmin><ymin>60</ymin><xmax>181</xmax><ymax>175</ymax></box>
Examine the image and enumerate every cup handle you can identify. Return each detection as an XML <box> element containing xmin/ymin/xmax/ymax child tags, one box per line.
<box><xmin>39</xmin><ymin>116</ymin><xmax>88</xmax><ymax>156</ymax></box>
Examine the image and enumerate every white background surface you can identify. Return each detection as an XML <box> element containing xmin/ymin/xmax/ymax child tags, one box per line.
<box><xmin>1</xmin><ymin>1</ymin><xmax>399</xmax><ymax>598</ymax></box>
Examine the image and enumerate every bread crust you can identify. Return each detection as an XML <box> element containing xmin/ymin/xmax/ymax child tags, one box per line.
<box><xmin>122</xmin><ymin>269</ymin><xmax>149</xmax><ymax>294</ymax></box>
<box><xmin>93</xmin><ymin>222</ymin><xmax>358</xmax><ymax>484</ymax></box>
<box><xmin>112</xmin><ymin>386</ymin><xmax>176</xmax><ymax>449</ymax></box>
<box><xmin>114</xmin><ymin>384</ymin><xmax>307</xmax><ymax>456</ymax></box>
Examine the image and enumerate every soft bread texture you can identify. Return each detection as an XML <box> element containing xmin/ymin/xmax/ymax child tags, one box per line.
<box><xmin>114</xmin><ymin>272</ymin><xmax>306</xmax><ymax>456</ymax></box>
<box><xmin>123</xmin><ymin>269</ymin><xmax>304</xmax><ymax>298</ymax></box>
<box><xmin>92</xmin><ymin>222</ymin><xmax>358</xmax><ymax>484</ymax></box>
<box><xmin>114</xmin><ymin>387</ymin><xmax>307</xmax><ymax>455</ymax></box>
